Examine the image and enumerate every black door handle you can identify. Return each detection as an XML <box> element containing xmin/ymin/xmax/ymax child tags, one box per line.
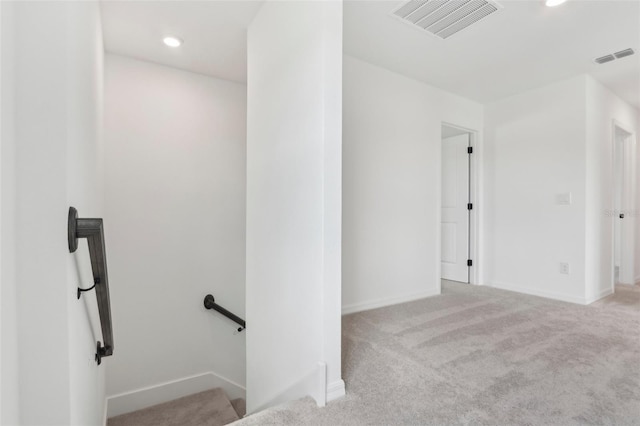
<box><xmin>620</xmin><ymin>214</ymin><xmax>625</xmax><ymax>219</ymax></box>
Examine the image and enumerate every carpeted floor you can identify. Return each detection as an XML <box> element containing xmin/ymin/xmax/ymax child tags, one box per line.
<box><xmin>108</xmin><ymin>388</ymin><xmax>241</xmax><ymax>426</ymax></box>
<box><xmin>236</xmin><ymin>281</ymin><xmax>640</xmax><ymax>425</ymax></box>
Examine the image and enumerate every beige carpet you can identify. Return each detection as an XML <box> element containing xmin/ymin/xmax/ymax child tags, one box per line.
<box><xmin>108</xmin><ymin>388</ymin><xmax>240</xmax><ymax>426</ymax></box>
<box><xmin>592</xmin><ymin>283</ymin><xmax>640</xmax><ymax>313</ymax></box>
<box><xmin>236</xmin><ymin>282</ymin><xmax>640</xmax><ymax>425</ymax></box>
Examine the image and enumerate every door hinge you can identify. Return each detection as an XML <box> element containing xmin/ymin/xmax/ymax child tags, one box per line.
<box><xmin>467</xmin><ymin>203</ymin><xmax>473</xmax><ymax>210</ymax></box>
<box><xmin>467</xmin><ymin>146</ymin><xmax>473</xmax><ymax>154</ymax></box>
<box><xmin>467</xmin><ymin>259</ymin><xmax>473</xmax><ymax>267</ymax></box>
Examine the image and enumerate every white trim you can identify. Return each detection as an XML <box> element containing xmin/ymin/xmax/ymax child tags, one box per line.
<box><xmin>106</xmin><ymin>371</ymin><xmax>245</xmax><ymax>418</ymax></box>
<box><xmin>488</xmin><ymin>281</ymin><xmax>589</xmax><ymax>305</ymax></box>
<box><xmin>326</xmin><ymin>379</ymin><xmax>346</xmax><ymax>402</ymax></box>
<box><xmin>584</xmin><ymin>287</ymin><xmax>614</xmax><ymax>305</ymax></box>
<box><xmin>102</xmin><ymin>401</ymin><xmax>108</xmax><ymax>426</ymax></box>
<box><xmin>315</xmin><ymin>362</ymin><xmax>327</xmax><ymax>408</ymax></box>
<box><xmin>342</xmin><ymin>288</ymin><xmax>440</xmax><ymax>315</ymax></box>
<box><xmin>488</xmin><ymin>282</ymin><xmax>615</xmax><ymax>305</ymax></box>
<box><xmin>470</xmin><ymin>128</ymin><xmax>484</xmax><ymax>286</ymax></box>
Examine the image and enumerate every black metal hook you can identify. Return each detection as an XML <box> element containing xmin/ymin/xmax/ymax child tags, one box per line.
<box><xmin>77</xmin><ymin>277</ymin><xmax>100</xmax><ymax>300</ymax></box>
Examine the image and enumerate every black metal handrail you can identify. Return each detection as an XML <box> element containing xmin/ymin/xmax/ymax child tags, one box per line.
<box><xmin>204</xmin><ymin>294</ymin><xmax>245</xmax><ymax>332</ymax></box>
<box><xmin>68</xmin><ymin>207</ymin><xmax>114</xmax><ymax>364</ymax></box>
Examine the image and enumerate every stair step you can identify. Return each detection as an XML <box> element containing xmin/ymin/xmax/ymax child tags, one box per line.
<box><xmin>107</xmin><ymin>388</ymin><xmax>239</xmax><ymax>426</ymax></box>
<box><xmin>230</xmin><ymin>398</ymin><xmax>246</xmax><ymax>418</ymax></box>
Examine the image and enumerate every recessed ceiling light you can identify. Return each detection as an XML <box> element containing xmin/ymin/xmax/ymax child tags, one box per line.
<box><xmin>545</xmin><ymin>0</ymin><xmax>567</xmax><ymax>7</ymax></box>
<box><xmin>163</xmin><ymin>36</ymin><xmax>182</xmax><ymax>48</ymax></box>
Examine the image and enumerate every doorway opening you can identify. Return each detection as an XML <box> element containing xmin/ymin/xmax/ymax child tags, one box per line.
<box><xmin>612</xmin><ymin>121</ymin><xmax>636</xmax><ymax>287</ymax></box>
<box><xmin>440</xmin><ymin>124</ymin><xmax>475</xmax><ymax>284</ymax></box>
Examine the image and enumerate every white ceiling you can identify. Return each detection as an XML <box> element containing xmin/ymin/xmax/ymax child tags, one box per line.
<box><xmin>101</xmin><ymin>0</ymin><xmax>640</xmax><ymax>108</ymax></box>
<box><xmin>344</xmin><ymin>0</ymin><xmax>640</xmax><ymax>108</ymax></box>
<box><xmin>101</xmin><ymin>0</ymin><xmax>263</xmax><ymax>83</ymax></box>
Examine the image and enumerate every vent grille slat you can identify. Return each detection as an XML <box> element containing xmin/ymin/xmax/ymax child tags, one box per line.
<box><xmin>438</xmin><ymin>3</ymin><xmax>497</xmax><ymax>38</ymax></box>
<box><xmin>403</xmin><ymin>0</ymin><xmax>448</xmax><ymax>24</ymax></box>
<box><xmin>429</xmin><ymin>0</ymin><xmax>487</xmax><ymax>35</ymax></box>
<box><xmin>417</xmin><ymin>0</ymin><xmax>473</xmax><ymax>29</ymax></box>
<box><xmin>395</xmin><ymin>0</ymin><xmax>428</xmax><ymax>19</ymax></box>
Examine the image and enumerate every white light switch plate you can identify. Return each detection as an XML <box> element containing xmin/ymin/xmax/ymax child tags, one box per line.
<box><xmin>557</xmin><ymin>192</ymin><xmax>572</xmax><ymax>205</ymax></box>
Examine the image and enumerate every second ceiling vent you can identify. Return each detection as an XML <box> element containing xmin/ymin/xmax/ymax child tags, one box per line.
<box><xmin>392</xmin><ymin>0</ymin><xmax>502</xmax><ymax>40</ymax></box>
<box><xmin>595</xmin><ymin>48</ymin><xmax>635</xmax><ymax>64</ymax></box>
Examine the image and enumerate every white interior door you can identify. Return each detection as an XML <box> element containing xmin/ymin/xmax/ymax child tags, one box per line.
<box><xmin>613</xmin><ymin>126</ymin><xmax>636</xmax><ymax>285</ymax></box>
<box><xmin>613</xmin><ymin>132</ymin><xmax>624</xmax><ymax>282</ymax></box>
<box><xmin>441</xmin><ymin>134</ymin><xmax>470</xmax><ymax>283</ymax></box>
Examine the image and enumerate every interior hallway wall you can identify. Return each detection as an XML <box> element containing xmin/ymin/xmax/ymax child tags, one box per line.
<box><xmin>246</xmin><ymin>0</ymin><xmax>344</xmax><ymax>412</ymax></box>
<box><xmin>484</xmin><ymin>76</ymin><xmax>588</xmax><ymax>303</ymax></box>
<box><xmin>1</xmin><ymin>2</ymin><xmax>106</xmax><ymax>424</ymax></box>
<box><xmin>0</xmin><ymin>2</ymin><xmax>19</xmax><ymax>423</ymax></box>
<box><xmin>485</xmin><ymin>75</ymin><xmax>638</xmax><ymax>304</ymax></box>
<box><xmin>342</xmin><ymin>55</ymin><xmax>483</xmax><ymax>314</ymax></box>
<box><xmin>103</xmin><ymin>54</ymin><xmax>247</xmax><ymax>415</ymax></box>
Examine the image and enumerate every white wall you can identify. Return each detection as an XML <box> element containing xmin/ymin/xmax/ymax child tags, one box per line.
<box><xmin>585</xmin><ymin>76</ymin><xmax>638</xmax><ymax>294</ymax></box>
<box><xmin>637</xmin><ymin>109</ymin><xmax>640</xmax><ymax>284</ymax></box>
<box><xmin>246</xmin><ymin>0</ymin><xmax>344</xmax><ymax>413</ymax></box>
<box><xmin>342</xmin><ymin>56</ymin><xmax>483</xmax><ymax>314</ymax></box>
<box><xmin>1</xmin><ymin>2</ymin><xmax>106</xmax><ymax>424</ymax></box>
<box><xmin>484</xmin><ymin>76</ymin><xmax>589</xmax><ymax>303</ymax></box>
<box><xmin>0</xmin><ymin>2</ymin><xmax>19</xmax><ymax>424</ymax></box>
<box><xmin>484</xmin><ymin>75</ymin><xmax>639</xmax><ymax>304</ymax></box>
<box><xmin>67</xmin><ymin>4</ymin><xmax>107</xmax><ymax>424</ymax></box>
<box><xmin>103</xmin><ymin>54</ymin><xmax>247</xmax><ymax>415</ymax></box>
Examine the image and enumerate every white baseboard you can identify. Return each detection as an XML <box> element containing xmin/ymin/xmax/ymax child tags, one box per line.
<box><xmin>326</xmin><ymin>379</ymin><xmax>345</xmax><ymax>402</ymax></box>
<box><xmin>342</xmin><ymin>288</ymin><xmax>440</xmax><ymax>315</ymax></box>
<box><xmin>315</xmin><ymin>362</ymin><xmax>327</xmax><ymax>407</ymax></box>
<box><xmin>102</xmin><ymin>401</ymin><xmax>108</xmax><ymax>426</ymax></box>
<box><xmin>584</xmin><ymin>287</ymin><xmax>614</xmax><ymax>305</ymax></box>
<box><xmin>487</xmin><ymin>281</ymin><xmax>591</xmax><ymax>305</ymax></box>
<box><xmin>106</xmin><ymin>371</ymin><xmax>245</xmax><ymax>418</ymax></box>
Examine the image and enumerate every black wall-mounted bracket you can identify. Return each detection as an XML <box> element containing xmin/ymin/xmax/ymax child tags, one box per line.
<box><xmin>95</xmin><ymin>342</ymin><xmax>108</xmax><ymax>365</ymax></box>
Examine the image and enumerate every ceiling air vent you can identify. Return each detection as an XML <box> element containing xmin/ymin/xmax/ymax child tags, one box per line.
<box><xmin>391</xmin><ymin>0</ymin><xmax>502</xmax><ymax>40</ymax></box>
<box><xmin>595</xmin><ymin>48</ymin><xmax>634</xmax><ymax>64</ymax></box>
<box><xmin>595</xmin><ymin>54</ymin><xmax>616</xmax><ymax>64</ymax></box>
<box><xmin>614</xmin><ymin>48</ymin><xmax>634</xmax><ymax>59</ymax></box>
